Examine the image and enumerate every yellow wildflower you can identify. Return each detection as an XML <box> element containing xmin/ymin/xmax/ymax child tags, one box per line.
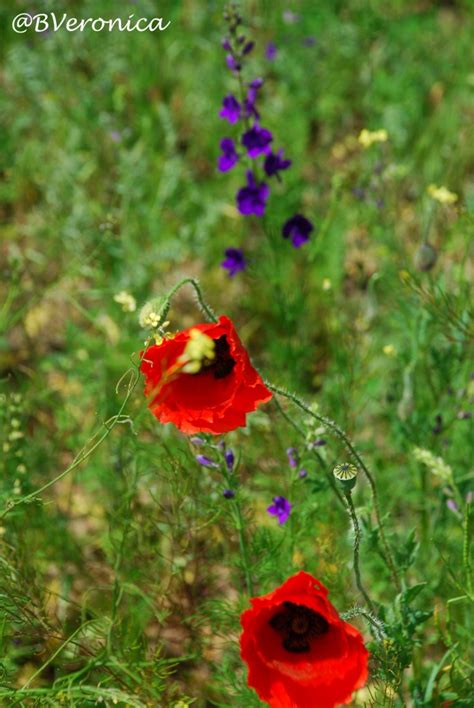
<box><xmin>427</xmin><ymin>184</ymin><xmax>458</xmax><ymax>205</ymax></box>
<box><xmin>358</xmin><ymin>128</ymin><xmax>388</xmax><ymax>148</ymax></box>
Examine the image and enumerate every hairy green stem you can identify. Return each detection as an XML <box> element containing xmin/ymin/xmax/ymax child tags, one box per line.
<box><xmin>165</xmin><ymin>277</ymin><xmax>218</xmax><ymax>323</ymax></box>
<box><xmin>266</xmin><ymin>383</ymin><xmax>402</xmax><ymax>592</ymax></box>
<box><xmin>344</xmin><ymin>491</ymin><xmax>377</xmax><ymax>615</ymax></box>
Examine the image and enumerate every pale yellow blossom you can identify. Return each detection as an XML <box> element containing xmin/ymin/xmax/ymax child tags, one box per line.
<box><xmin>427</xmin><ymin>184</ymin><xmax>458</xmax><ymax>205</ymax></box>
<box><xmin>358</xmin><ymin>128</ymin><xmax>388</xmax><ymax>148</ymax></box>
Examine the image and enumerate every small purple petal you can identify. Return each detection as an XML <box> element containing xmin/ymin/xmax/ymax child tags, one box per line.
<box><xmin>286</xmin><ymin>447</ymin><xmax>298</xmax><ymax>468</ymax></box>
<box><xmin>265</xmin><ymin>42</ymin><xmax>277</xmax><ymax>61</ymax></box>
<box><xmin>219</xmin><ymin>95</ymin><xmax>241</xmax><ymax>124</ymax></box>
<box><xmin>221</xmin><ymin>248</ymin><xmax>246</xmax><ymax>277</ymax></box>
<box><xmin>313</xmin><ymin>438</ymin><xmax>326</xmax><ymax>447</ymax></box>
<box><xmin>222</xmin><ymin>38</ymin><xmax>231</xmax><ymax>51</ymax></box>
<box><xmin>190</xmin><ymin>436</ymin><xmax>205</xmax><ymax>446</ymax></box>
<box><xmin>226</xmin><ymin>54</ymin><xmax>241</xmax><ymax>72</ymax></box>
<box><xmin>446</xmin><ymin>499</ymin><xmax>459</xmax><ymax>514</ymax></box>
<box><xmin>236</xmin><ymin>171</ymin><xmax>270</xmax><ymax>217</ymax></box>
<box><xmin>196</xmin><ymin>455</ymin><xmax>218</xmax><ymax>468</ymax></box>
<box><xmin>217</xmin><ymin>138</ymin><xmax>238</xmax><ymax>172</ymax></box>
<box><xmin>223</xmin><ymin>489</ymin><xmax>235</xmax><ymax>499</ymax></box>
<box><xmin>298</xmin><ymin>469</ymin><xmax>308</xmax><ymax>478</ymax></box>
<box><xmin>282</xmin><ymin>214</ymin><xmax>314</xmax><ymax>248</ymax></box>
<box><xmin>242</xmin><ymin>124</ymin><xmax>273</xmax><ymax>158</ymax></box>
<box><xmin>264</xmin><ymin>149</ymin><xmax>292</xmax><ymax>177</ymax></box>
<box><xmin>267</xmin><ymin>496</ymin><xmax>292</xmax><ymax>524</ymax></box>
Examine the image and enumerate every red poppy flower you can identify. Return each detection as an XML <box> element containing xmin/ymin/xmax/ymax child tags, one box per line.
<box><xmin>140</xmin><ymin>315</ymin><xmax>272</xmax><ymax>435</ymax></box>
<box><xmin>240</xmin><ymin>571</ymin><xmax>369</xmax><ymax>708</ymax></box>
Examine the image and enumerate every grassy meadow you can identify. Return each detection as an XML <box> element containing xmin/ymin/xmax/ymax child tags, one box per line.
<box><xmin>1</xmin><ymin>0</ymin><xmax>473</xmax><ymax>705</ymax></box>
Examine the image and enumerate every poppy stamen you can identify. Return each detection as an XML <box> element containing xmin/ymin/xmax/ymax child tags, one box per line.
<box><xmin>269</xmin><ymin>601</ymin><xmax>329</xmax><ymax>654</ymax></box>
<box><xmin>200</xmin><ymin>335</ymin><xmax>236</xmax><ymax>379</ymax></box>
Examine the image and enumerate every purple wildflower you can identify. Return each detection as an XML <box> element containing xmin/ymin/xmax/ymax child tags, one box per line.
<box><xmin>236</xmin><ymin>171</ymin><xmax>270</xmax><ymax>217</ymax></box>
<box><xmin>225</xmin><ymin>449</ymin><xmax>235</xmax><ymax>470</ymax></box>
<box><xmin>196</xmin><ymin>455</ymin><xmax>218</xmax><ymax>468</ymax></box>
<box><xmin>242</xmin><ymin>124</ymin><xmax>273</xmax><ymax>158</ymax></box>
<box><xmin>218</xmin><ymin>138</ymin><xmax>238</xmax><ymax>172</ymax></box>
<box><xmin>226</xmin><ymin>54</ymin><xmax>241</xmax><ymax>72</ymax></box>
<box><xmin>223</xmin><ymin>489</ymin><xmax>235</xmax><ymax>499</ymax></box>
<box><xmin>221</xmin><ymin>248</ymin><xmax>246</xmax><ymax>277</ymax></box>
<box><xmin>219</xmin><ymin>95</ymin><xmax>241</xmax><ymax>124</ymax></box>
<box><xmin>282</xmin><ymin>214</ymin><xmax>314</xmax><ymax>248</ymax></box>
<box><xmin>264</xmin><ymin>149</ymin><xmax>292</xmax><ymax>177</ymax></box>
<box><xmin>265</xmin><ymin>42</ymin><xmax>278</xmax><ymax>61</ymax></box>
<box><xmin>222</xmin><ymin>38</ymin><xmax>231</xmax><ymax>51</ymax></box>
<box><xmin>267</xmin><ymin>496</ymin><xmax>292</xmax><ymax>524</ymax></box>
<box><xmin>286</xmin><ymin>447</ymin><xmax>299</xmax><ymax>468</ymax></box>
<box><xmin>299</xmin><ymin>469</ymin><xmax>308</xmax><ymax>479</ymax></box>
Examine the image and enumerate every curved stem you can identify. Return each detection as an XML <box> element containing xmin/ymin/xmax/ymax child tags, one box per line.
<box><xmin>344</xmin><ymin>491</ymin><xmax>377</xmax><ymax>615</ymax></box>
<box><xmin>165</xmin><ymin>278</ymin><xmax>218</xmax><ymax>323</ymax></box>
<box><xmin>267</xmin><ymin>382</ymin><xmax>401</xmax><ymax>592</ymax></box>
<box><xmin>272</xmin><ymin>397</ymin><xmax>346</xmax><ymax>510</ymax></box>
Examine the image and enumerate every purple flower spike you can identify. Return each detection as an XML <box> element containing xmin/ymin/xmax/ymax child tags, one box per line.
<box><xmin>286</xmin><ymin>447</ymin><xmax>299</xmax><ymax>468</ymax></box>
<box><xmin>226</xmin><ymin>54</ymin><xmax>241</xmax><ymax>72</ymax></box>
<box><xmin>218</xmin><ymin>138</ymin><xmax>238</xmax><ymax>172</ymax></box>
<box><xmin>236</xmin><ymin>171</ymin><xmax>270</xmax><ymax>217</ymax></box>
<box><xmin>267</xmin><ymin>496</ymin><xmax>292</xmax><ymax>524</ymax></box>
<box><xmin>196</xmin><ymin>454</ymin><xmax>218</xmax><ymax>468</ymax></box>
<box><xmin>265</xmin><ymin>42</ymin><xmax>277</xmax><ymax>61</ymax></box>
<box><xmin>225</xmin><ymin>449</ymin><xmax>235</xmax><ymax>470</ymax></box>
<box><xmin>282</xmin><ymin>214</ymin><xmax>314</xmax><ymax>248</ymax></box>
<box><xmin>264</xmin><ymin>149</ymin><xmax>292</xmax><ymax>177</ymax></box>
<box><xmin>219</xmin><ymin>95</ymin><xmax>241</xmax><ymax>124</ymax></box>
<box><xmin>242</xmin><ymin>124</ymin><xmax>273</xmax><ymax>158</ymax></box>
<box><xmin>223</xmin><ymin>489</ymin><xmax>235</xmax><ymax>499</ymax></box>
<box><xmin>221</xmin><ymin>248</ymin><xmax>246</xmax><ymax>277</ymax></box>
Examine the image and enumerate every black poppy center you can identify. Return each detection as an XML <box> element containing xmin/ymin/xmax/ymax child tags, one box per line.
<box><xmin>269</xmin><ymin>601</ymin><xmax>329</xmax><ymax>654</ymax></box>
<box><xmin>200</xmin><ymin>335</ymin><xmax>236</xmax><ymax>380</ymax></box>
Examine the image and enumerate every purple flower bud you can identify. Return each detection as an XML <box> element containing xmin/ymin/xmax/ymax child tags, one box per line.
<box><xmin>265</xmin><ymin>42</ymin><xmax>277</xmax><ymax>61</ymax></box>
<box><xmin>446</xmin><ymin>499</ymin><xmax>459</xmax><ymax>514</ymax></box>
<box><xmin>196</xmin><ymin>455</ymin><xmax>218</xmax><ymax>468</ymax></box>
<box><xmin>313</xmin><ymin>438</ymin><xmax>327</xmax><ymax>447</ymax></box>
<box><xmin>190</xmin><ymin>436</ymin><xmax>205</xmax><ymax>446</ymax></box>
<box><xmin>222</xmin><ymin>38</ymin><xmax>231</xmax><ymax>51</ymax></box>
<box><xmin>226</xmin><ymin>54</ymin><xmax>241</xmax><ymax>72</ymax></box>
<box><xmin>243</xmin><ymin>41</ymin><xmax>255</xmax><ymax>55</ymax></box>
<box><xmin>286</xmin><ymin>447</ymin><xmax>299</xmax><ymax>468</ymax></box>
<box><xmin>223</xmin><ymin>489</ymin><xmax>235</xmax><ymax>499</ymax></box>
<box><xmin>225</xmin><ymin>449</ymin><xmax>235</xmax><ymax>470</ymax></box>
<box><xmin>298</xmin><ymin>469</ymin><xmax>308</xmax><ymax>478</ymax></box>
